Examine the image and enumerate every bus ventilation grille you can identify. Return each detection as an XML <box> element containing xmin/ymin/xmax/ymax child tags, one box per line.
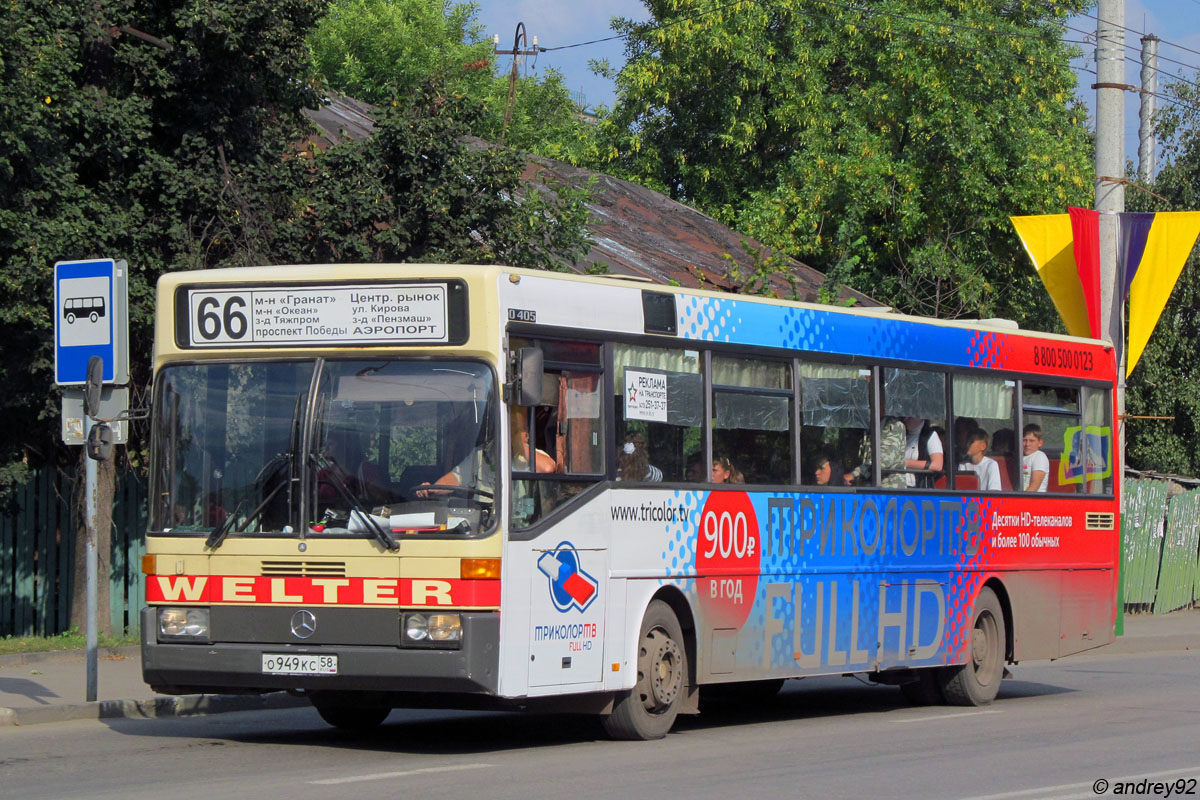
<box><xmin>260</xmin><ymin>560</ymin><xmax>347</xmax><ymax>577</ymax></box>
<box><xmin>1085</xmin><ymin>512</ymin><xmax>1116</xmax><ymax>531</ymax></box>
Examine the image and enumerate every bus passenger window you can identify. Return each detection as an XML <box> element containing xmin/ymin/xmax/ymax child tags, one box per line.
<box><xmin>1082</xmin><ymin>387</ymin><xmax>1114</xmax><ymax>494</ymax></box>
<box><xmin>509</xmin><ymin>338</ymin><xmax>603</xmax><ymax>530</ymax></box>
<box><xmin>614</xmin><ymin>344</ymin><xmax>702</xmax><ymax>482</ymax></box>
<box><xmin>882</xmin><ymin>368</ymin><xmax>947</xmax><ymax>489</ymax></box>
<box><xmin>952</xmin><ymin>375</ymin><xmax>1017</xmax><ymax>491</ymax></box>
<box><xmin>798</xmin><ymin>363</ymin><xmax>872</xmax><ymax>487</ymax></box>
<box><xmin>711</xmin><ymin>357</ymin><xmax>793</xmax><ymax>485</ymax></box>
<box><xmin>1023</xmin><ymin>385</ymin><xmax>1082</xmax><ymax>494</ymax></box>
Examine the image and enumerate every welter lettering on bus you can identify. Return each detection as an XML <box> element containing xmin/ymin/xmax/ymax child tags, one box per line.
<box><xmin>141</xmin><ymin>264</ymin><xmax>1119</xmax><ymax>742</ymax></box>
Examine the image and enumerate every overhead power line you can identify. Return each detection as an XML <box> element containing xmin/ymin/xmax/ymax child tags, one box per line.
<box><xmin>533</xmin><ymin>0</ymin><xmax>1200</xmax><ymax>114</ymax></box>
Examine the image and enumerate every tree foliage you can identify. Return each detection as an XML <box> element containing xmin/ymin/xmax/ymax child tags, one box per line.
<box><xmin>1123</xmin><ymin>77</ymin><xmax>1200</xmax><ymax>476</ymax></box>
<box><xmin>0</xmin><ymin>0</ymin><xmax>591</xmax><ymax>490</ymax></box>
<box><xmin>602</xmin><ymin>0</ymin><xmax>1092</xmax><ymax>324</ymax></box>
<box><xmin>308</xmin><ymin>0</ymin><xmax>599</xmax><ymax>161</ymax></box>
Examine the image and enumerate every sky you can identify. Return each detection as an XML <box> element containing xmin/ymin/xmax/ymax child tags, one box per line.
<box><xmin>475</xmin><ymin>0</ymin><xmax>1200</xmax><ymax>174</ymax></box>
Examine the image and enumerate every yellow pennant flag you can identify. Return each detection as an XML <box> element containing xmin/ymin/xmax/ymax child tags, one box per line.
<box><xmin>1127</xmin><ymin>211</ymin><xmax>1200</xmax><ymax>376</ymax></box>
<box><xmin>1010</xmin><ymin>214</ymin><xmax>1092</xmax><ymax>338</ymax></box>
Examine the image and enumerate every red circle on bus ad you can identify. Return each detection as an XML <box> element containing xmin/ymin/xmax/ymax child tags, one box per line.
<box><xmin>696</xmin><ymin>491</ymin><xmax>760</xmax><ymax>628</ymax></box>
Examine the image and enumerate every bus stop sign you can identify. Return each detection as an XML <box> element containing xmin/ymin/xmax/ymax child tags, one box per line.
<box><xmin>54</xmin><ymin>259</ymin><xmax>129</xmax><ymax>386</ymax></box>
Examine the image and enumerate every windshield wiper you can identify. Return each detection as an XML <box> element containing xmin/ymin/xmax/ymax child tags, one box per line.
<box><xmin>313</xmin><ymin>455</ymin><xmax>398</xmax><ymax>551</ymax></box>
<box><xmin>205</xmin><ymin>499</ymin><xmax>246</xmax><ymax>550</ymax></box>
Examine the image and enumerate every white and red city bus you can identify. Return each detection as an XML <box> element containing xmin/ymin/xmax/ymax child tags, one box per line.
<box><xmin>142</xmin><ymin>264</ymin><xmax>1118</xmax><ymax>739</ymax></box>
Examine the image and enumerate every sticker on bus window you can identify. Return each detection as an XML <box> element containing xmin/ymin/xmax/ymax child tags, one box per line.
<box><xmin>625</xmin><ymin>369</ymin><xmax>668</xmax><ymax>422</ymax></box>
<box><xmin>1059</xmin><ymin>426</ymin><xmax>1113</xmax><ymax>484</ymax></box>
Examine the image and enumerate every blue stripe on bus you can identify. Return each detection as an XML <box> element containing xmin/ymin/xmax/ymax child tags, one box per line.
<box><xmin>677</xmin><ymin>295</ymin><xmax>1004</xmax><ymax>369</ymax></box>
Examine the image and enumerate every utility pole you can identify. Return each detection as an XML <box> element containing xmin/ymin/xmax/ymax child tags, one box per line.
<box><xmin>493</xmin><ymin>22</ymin><xmax>539</xmax><ymax>144</ymax></box>
<box><xmin>1094</xmin><ymin>0</ymin><xmax>1126</xmax><ymax>369</ymax></box>
<box><xmin>1094</xmin><ymin>0</ymin><xmax>1127</xmax><ymax>632</ymax></box>
<box><xmin>1139</xmin><ymin>34</ymin><xmax>1159</xmax><ymax>183</ymax></box>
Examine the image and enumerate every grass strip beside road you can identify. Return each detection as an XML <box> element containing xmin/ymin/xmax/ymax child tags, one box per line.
<box><xmin>0</xmin><ymin>630</ymin><xmax>139</xmax><ymax>656</ymax></box>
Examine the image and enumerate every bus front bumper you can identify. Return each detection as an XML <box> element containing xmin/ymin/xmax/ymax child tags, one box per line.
<box><xmin>140</xmin><ymin>607</ymin><xmax>499</xmax><ymax>696</ymax></box>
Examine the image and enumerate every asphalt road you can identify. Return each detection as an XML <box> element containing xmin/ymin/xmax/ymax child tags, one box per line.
<box><xmin>2</xmin><ymin>649</ymin><xmax>1197</xmax><ymax>800</ymax></box>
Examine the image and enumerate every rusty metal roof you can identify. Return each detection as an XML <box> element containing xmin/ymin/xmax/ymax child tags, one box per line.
<box><xmin>302</xmin><ymin>95</ymin><xmax>878</xmax><ymax>306</ymax></box>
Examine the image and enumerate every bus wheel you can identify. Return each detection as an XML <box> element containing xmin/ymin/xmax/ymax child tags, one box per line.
<box><xmin>899</xmin><ymin>669</ymin><xmax>944</xmax><ymax>705</ymax></box>
<box><xmin>313</xmin><ymin>701</ymin><xmax>391</xmax><ymax>731</ymax></box>
<box><xmin>939</xmin><ymin>586</ymin><xmax>1005</xmax><ymax>706</ymax></box>
<box><xmin>89</xmin><ymin>312</ymin><xmax>98</xmax><ymax>323</ymax></box>
<box><xmin>66</xmin><ymin>313</ymin><xmax>76</xmax><ymax>324</ymax></box>
<box><xmin>603</xmin><ymin>600</ymin><xmax>687</xmax><ymax>740</ymax></box>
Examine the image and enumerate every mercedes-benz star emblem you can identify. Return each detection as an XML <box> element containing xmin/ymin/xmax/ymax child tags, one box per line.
<box><xmin>290</xmin><ymin>609</ymin><xmax>317</xmax><ymax>639</ymax></box>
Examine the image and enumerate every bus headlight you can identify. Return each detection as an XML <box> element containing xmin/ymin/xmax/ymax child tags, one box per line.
<box><xmin>402</xmin><ymin>612</ymin><xmax>461</xmax><ymax>647</ymax></box>
<box><xmin>158</xmin><ymin>607</ymin><xmax>210</xmax><ymax>641</ymax></box>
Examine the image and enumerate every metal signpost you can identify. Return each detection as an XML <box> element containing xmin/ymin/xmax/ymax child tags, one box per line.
<box><xmin>53</xmin><ymin>259</ymin><xmax>129</xmax><ymax>702</ymax></box>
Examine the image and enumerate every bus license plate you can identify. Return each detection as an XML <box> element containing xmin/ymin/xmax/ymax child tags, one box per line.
<box><xmin>261</xmin><ymin>653</ymin><xmax>337</xmax><ymax>675</ymax></box>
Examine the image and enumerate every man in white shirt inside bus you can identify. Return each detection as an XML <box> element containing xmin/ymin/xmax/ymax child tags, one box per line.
<box><xmin>1022</xmin><ymin>424</ymin><xmax>1050</xmax><ymax>492</ymax></box>
<box><xmin>959</xmin><ymin>428</ymin><xmax>1002</xmax><ymax>491</ymax></box>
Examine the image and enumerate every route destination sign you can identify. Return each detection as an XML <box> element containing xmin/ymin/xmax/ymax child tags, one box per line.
<box><xmin>184</xmin><ymin>283</ymin><xmax>448</xmax><ymax>347</ymax></box>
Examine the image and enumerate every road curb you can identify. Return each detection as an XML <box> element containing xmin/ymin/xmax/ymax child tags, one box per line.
<box><xmin>0</xmin><ymin>646</ymin><xmax>141</xmax><ymax>668</ymax></box>
<box><xmin>0</xmin><ymin>691</ymin><xmax>309</xmax><ymax>727</ymax></box>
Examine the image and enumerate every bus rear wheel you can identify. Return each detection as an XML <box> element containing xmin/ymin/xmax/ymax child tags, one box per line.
<box><xmin>602</xmin><ymin>600</ymin><xmax>687</xmax><ymax>740</ymax></box>
<box><xmin>939</xmin><ymin>586</ymin><xmax>1005</xmax><ymax>706</ymax></box>
<box><xmin>313</xmin><ymin>701</ymin><xmax>391</xmax><ymax>731</ymax></box>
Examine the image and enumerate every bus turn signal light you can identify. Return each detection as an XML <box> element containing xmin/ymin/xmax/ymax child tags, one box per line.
<box><xmin>461</xmin><ymin>558</ymin><xmax>500</xmax><ymax>580</ymax></box>
<box><xmin>141</xmin><ymin>554</ymin><xmax>156</xmax><ymax>575</ymax></box>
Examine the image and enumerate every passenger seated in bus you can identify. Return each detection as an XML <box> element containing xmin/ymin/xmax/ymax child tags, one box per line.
<box><xmin>903</xmin><ymin>416</ymin><xmax>943</xmax><ymax>487</ymax></box>
<box><xmin>1021</xmin><ymin>424</ymin><xmax>1050</xmax><ymax>492</ymax></box>
<box><xmin>848</xmin><ymin>417</ymin><xmax>907</xmax><ymax>488</ymax></box>
<box><xmin>711</xmin><ymin>456</ymin><xmax>744</xmax><ymax>484</ymax></box>
<box><xmin>958</xmin><ymin>429</ymin><xmax>1002</xmax><ymax>491</ymax></box>
<box><xmin>953</xmin><ymin>416</ymin><xmax>979</xmax><ymax>458</ymax></box>
<box><xmin>511</xmin><ymin>409</ymin><xmax>556</xmax><ymax>473</ymax></box>
<box><xmin>617</xmin><ymin>433</ymin><xmax>662</xmax><ymax>482</ymax></box>
<box><xmin>810</xmin><ymin>452</ymin><xmax>842</xmax><ymax>487</ymax></box>
<box><xmin>686</xmin><ymin>454</ymin><xmax>706</xmax><ymax>482</ymax></box>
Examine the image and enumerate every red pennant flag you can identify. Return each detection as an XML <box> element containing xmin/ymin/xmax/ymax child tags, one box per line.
<box><xmin>1068</xmin><ymin>207</ymin><xmax>1101</xmax><ymax>339</ymax></box>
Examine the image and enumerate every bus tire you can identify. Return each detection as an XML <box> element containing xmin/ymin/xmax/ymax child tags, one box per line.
<box><xmin>602</xmin><ymin>600</ymin><xmax>687</xmax><ymax>740</ymax></box>
<box><xmin>313</xmin><ymin>701</ymin><xmax>391</xmax><ymax>731</ymax></box>
<box><xmin>899</xmin><ymin>669</ymin><xmax>944</xmax><ymax>705</ymax></box>
<box><xmin>939</xmin><ymin>586</ymin><xmax>1005</xmax><ymax>706</ymax></box>
<box><xmin>66</xmin><ymin>313</ymin><xmax>76</xmax><ymax>324</ymax></box>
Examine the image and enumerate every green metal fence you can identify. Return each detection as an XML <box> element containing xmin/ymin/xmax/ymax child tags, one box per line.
<box><xmin>1159</xmin><ymin>487</ymin><xmax>1200</xmax><ymax>613</ymax></box>
<box><xmin>1122</xmin><ymin>479</ymin><xmax>1170</xmax><ymax>608</ymax></box>
<box><xmin>1122</xmin><ymin>478</ymin><xmax>1200</xmax><ymax>614</ymax></box>
<box><xmin>1</xmin><ymin>467</ymin><xmax>147</xmax><ymax>638</ymax></box>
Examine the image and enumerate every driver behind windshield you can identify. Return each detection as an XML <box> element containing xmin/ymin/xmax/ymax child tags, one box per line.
<box><xmin>415</xmin><ymin>403</ymin><xmax>495</xmax><ymax>499</ymax></box>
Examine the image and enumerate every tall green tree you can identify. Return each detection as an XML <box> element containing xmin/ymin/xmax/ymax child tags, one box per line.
<box><xmin>0</xmin><ymin>0</ymin><xmax>590</xmax><ymax>492</ymax></box>
<box><xmin>0</xmin><ymin>0</ymin><xmax>326</xmax><ymax>487</ymax></box>
<box><xmin>1123</xmin><ymin>77</ymin><xmax>1200</xmax><ymax>476</ymax></box>
<box><xmin>308</xmin><ymin>0</ymin><xmax>598</xmax><ymax>160</ymax></box>
<box><xmin>603</xmin><ymin>0</ymin><xmax>1092</xmax><ymax>324</ymax></box>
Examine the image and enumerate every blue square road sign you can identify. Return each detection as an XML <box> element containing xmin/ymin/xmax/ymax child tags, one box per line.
<box><xmin>54</xmin><ymin>259</ymin><xmax>128</xmax><ymax>386</ymax></box>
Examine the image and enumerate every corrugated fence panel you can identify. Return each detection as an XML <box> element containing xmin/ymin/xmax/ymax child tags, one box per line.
<box><xmin>1122</xmin><ymin>480</ymin><xmax>1168</xmax><ymax>607</ymax></box>
<box><xmin>1157</xmin><ymin>489</ymin><xmax>1200</xmax><ymax>614</ymax></box>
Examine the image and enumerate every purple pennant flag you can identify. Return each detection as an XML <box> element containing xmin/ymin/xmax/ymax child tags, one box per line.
<box><xmin>1119</xmin><ymin>212</ymin><xmax>1156</xmax><ymax>300</ymax></box>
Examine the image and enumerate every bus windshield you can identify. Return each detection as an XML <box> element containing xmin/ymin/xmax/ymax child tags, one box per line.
<box><xmin>151</xmin><ymin>359</ymin><xmax>496</xmax><ymax>540</ymax></box>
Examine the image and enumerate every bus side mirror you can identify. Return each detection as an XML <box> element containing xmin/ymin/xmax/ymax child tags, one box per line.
<box><xmin>507</xmin><ymin>347</ymin><xmax>544</xmax><ymax>406</ymax></box>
